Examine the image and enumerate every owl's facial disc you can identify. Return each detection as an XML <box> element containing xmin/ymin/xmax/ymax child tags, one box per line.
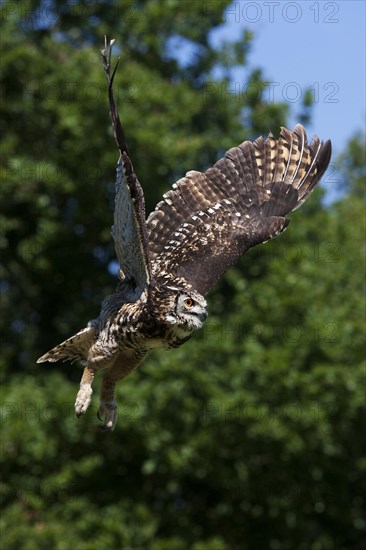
<box><xmin>175</xmin><ymin>291</ymin><xmax>208</xmax><ymax>329</ymax></box>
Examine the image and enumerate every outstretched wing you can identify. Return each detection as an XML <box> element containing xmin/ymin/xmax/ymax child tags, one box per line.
<box><xmin>37</xmin><ymin>324</ymin><xmax>97</xmax><ymax>364</ymax></box>
<box><xmin>101</xmin><ymin>38</ymin><xmax>151</xmax><ymax>295</ymax></box>
<box><xmin>147</xmin><ymin>125</ymin><xmax>331</xmax><ymax>295</ymax></box>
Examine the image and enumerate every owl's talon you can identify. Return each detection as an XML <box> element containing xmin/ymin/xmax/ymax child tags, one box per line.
<box><xmin>99</xmin><ymin>423</ymin><xmax>112</xmax><ymax>432</ymax></box>
<box><xmin>97</xmin><ymin>400</ymin><xmax>118</xmax><ymax>432</ymax></box>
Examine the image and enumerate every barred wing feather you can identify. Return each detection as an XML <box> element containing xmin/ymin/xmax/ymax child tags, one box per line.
<box><xmin>147</xmin><ymin>125</ymin><xmax>331</xmax><ymax>295</ymax></box>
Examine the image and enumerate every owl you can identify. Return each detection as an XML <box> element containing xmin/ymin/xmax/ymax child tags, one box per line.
<box><xmin>37</xmin><ymin>39</ymin><xmax>331</xmax><ymax>431</ymax></box>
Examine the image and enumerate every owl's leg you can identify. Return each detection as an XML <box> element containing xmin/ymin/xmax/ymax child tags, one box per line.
<box><xmin>97</xmin><ymin>350</ymin><xmax>148</xmax><ymax>431</ymax></box>
<box><xmin>75</xmin><ymin>335</ymin><xmax>120</xmax><ymax>422</ymax></box>
<box><xmin>97</xmin><ymin>360</ymin><xmax>140</xmax><ymax>432</ymax></box>
<box><xmin>75</xmin><ymin>365</ymin><xmax>95</xmax><ymax>417</ymax></box>
<box><xmin>98</xmin><ymin>373</ymin><xmax>119</xmax><ymax>432</ymax></box>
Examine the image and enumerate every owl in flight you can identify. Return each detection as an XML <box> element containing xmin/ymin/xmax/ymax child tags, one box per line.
<box><xmin>38</xmin><ymin>39</ymin><xmax>331</xmax><ymax>431</ymax></box>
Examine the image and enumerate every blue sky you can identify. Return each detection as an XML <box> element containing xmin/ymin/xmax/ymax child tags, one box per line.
<box><xmin>209</xmin><ymin>0</ymin><xmax>365</xmax><ymax>157</ymax></box>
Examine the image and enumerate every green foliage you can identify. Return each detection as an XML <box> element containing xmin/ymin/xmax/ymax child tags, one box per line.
<box><xmin>1</xmin><ymin>2</ymin><xmax>365</xmax><ymax>549</ymax></box>
<box><xmin>337</xmin><ymin>131</ymin><xmax>366</xmax><ymax>198</ymax></box>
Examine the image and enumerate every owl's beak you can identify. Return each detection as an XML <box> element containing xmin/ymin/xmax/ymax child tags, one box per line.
<box><xmin>199</xmin><ymin>311</ymin><xmax>208</xmax><ymax>323</ymax></box>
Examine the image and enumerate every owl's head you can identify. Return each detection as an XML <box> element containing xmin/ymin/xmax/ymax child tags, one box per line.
<box><xmin>165</xmin><ymin>288</ymin><xmax>208</xmax><ymax>330</ymax></box>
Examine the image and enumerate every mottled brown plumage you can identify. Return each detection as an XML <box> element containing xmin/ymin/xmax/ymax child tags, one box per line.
<box><xmin>37</xmin><ymin>39</ymin><xmax>331</xmax><ymax>431</ymax></box>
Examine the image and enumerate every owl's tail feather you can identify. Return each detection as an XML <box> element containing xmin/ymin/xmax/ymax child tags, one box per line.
<box><xmin>253</xmin><ymin>124</ymin><xmax>331</xmax><ymax>217</ymax></box>
<box><xmin>37</xmin><ymin>325</ymin><xmax>97</xmax><ymax>365</ymax></box>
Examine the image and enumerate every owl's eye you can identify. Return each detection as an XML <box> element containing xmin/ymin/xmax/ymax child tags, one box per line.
<box><xmin>184</xmin><ymin>298</ymin><xmax>194</xmax><ymax>308</ymax></box>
